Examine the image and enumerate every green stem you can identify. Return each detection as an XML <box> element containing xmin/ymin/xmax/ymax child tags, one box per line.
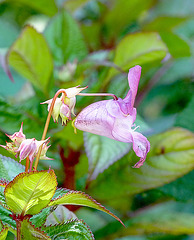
<box><xmin>34</xmin><ymin>89</ymin><xmax>67</xmax><ymax>170</ymax></box>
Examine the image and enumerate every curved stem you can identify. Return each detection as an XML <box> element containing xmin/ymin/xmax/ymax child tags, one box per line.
<box><xmin>78</xmin><ymin>92</ymin><xmax>118</xmax><ymax>100</ymax></box>
<box><xmin>25</xmin><ymin>157</ymin><xmax>29</xmax><ymax>173</ymax></box>
<box><xmin>34</xmin><ymin>89</ymin><xmax>67</xmax><ymax>170</ymax></box>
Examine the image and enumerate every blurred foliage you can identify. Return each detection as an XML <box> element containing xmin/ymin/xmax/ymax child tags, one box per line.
<box><xmin>0</xmin><ymin>0</ymin><xmax>194</xmax><ymax>239</ymax></box>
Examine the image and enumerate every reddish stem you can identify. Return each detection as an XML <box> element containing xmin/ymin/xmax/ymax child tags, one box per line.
<box><xmin>25</xmin><ymin>157</ymin><xmax>29</xmax><ymax>173</ymax></box>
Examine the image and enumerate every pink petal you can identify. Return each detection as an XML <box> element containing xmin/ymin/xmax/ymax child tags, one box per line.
<box><xmin>124</xmin><ymin>65</ymin><xmax>141</xmax><ymax>114</ymax></box>
<box><xmin>75</xmin><ymin>100</ymin><xmax>115</xmax><ymax>139</ymax></box>
<box><xmin>132</xmin><ymin>131</ymin><xmax>150</xmax><ymax>168</ymax></box>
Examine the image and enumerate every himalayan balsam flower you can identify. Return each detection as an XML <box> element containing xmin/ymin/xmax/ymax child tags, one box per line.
<box><xmin>0</xmin><ymin>123</ymin><xmax>51</xmax><ymax>163</ymax></box>
<box><xmin>74</xmin><ymin>65</ymin><xmax>150</xmax><ymax>168</ymax></box>
<box><xmin>42</xmin><ymin>86</ymin><xmax>87</xmax><ymax>125</ymax></box>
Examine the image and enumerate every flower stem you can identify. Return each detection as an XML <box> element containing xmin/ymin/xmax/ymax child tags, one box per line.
<box><xmin>25</xmin><ymin>157</ymin><xmax>29</xmax><ymax>173</ymax></box>
<box><xmin>78</xmin><ymin>92</ymin><xmax>118</xmax><ymax>100</ymax></box>
<box><xmin>34</xmin><ymin>89</ymin><xmax>67</xmax><ymax>170</ymax></box>
<box><xmin>16</xmin><ymin>220</ymin><xmax>21</xmax><ymax>240</ymax></box>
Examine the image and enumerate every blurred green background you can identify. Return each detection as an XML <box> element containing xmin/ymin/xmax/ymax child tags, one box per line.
<box><xmin>0</xmin><ymin>0</ymin><xmax>194</xmax><ymax>239</ymax></box>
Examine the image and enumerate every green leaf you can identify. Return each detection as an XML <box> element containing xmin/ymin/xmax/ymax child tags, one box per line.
<box><xmin>84</xmin><ymin>132</ymin><xmax>131</xmax><ymax>180</ymax></box>
<box><xmin>49</xmin><ymin>190</ymin><xmax>124</xmax><ymax>226</ymax></box>
<box><xmin>43</xmin><ymin>219</ymin><xmax>94</xmax><ymax>240</ymax></box>
<box><xmin>45</xmin><ymin>205</ymin><xmax>77</xmax><ymax>226</ymax></box>
<box><xmin>88</xmin><ymin>128</ymin><xmax>194</xmax><ymax>200</ymax></box>
<box><xmin>0</xmin><ymin>154</ymin><xmax>25</xmax><ymax>181</ymax></box>
<box><xmin>95</xmin><ymin>201</ymin><xmax>194</xmax><ymax>238</ymax></box>
<box><xmin>0</xmin><ymin>205</ymin><xmax>15</xmax><ymax>228</ymax></box>
<box><xmin>142</xmin><ymin>16</ymin><xmax>187</xmax><ymax>31</ymax></box>
<box><xmin>175</xmin><ymin>94</ymin><xmax>194</xmax><ymax>132</ymax></box>
<box><xmin>160</xmin><ymin>32</ymin><xmax>191</xmax><ymax>58</ymax></box>
<box><xmin>64</xmin><ymin>0</ymin><xmax>91</xmax><ymax>12</ymax></box>
<box><xmin>4</xmin><ymin>170</ymin><xmax>57</xmax><ymax>215</ymax></box>
<box><xmin>30</xmin><ymin>208</ymin><xmax>51</xmax><ymax>228</ymax></box>
<box><xmin>103</xmin><ymin>0</ymin><xmax>155</xmax><ymax>42</ymax></box>
<box><xmin>159</xmin><ymin>170</ymin><xmax>194</xmax><ymax>202</ymax></box>
<box><xmin>106</xmin><ymin>32</ymin><xmax>168</xmax><ymax>81</ymax></box>
<box><xmin>44</xmin><ymin>10</ymin><xmax>88</xmax><ymax>66</ymax></box>
<box><xmin>0</xmin><ymin>226</ymin><xmax>8</xmax><ymax>240</ymax></box>
<box><xmin>7</xmin><ymin>26</ymin><xmax>53</xmax><ymax>93</ymax></box>
<box><xmin>21</xmin><ymin>219</ymin><xmax>51</xmax><ymax>240</ymax></box>
<box><xmin>6</xmin><ymin>0</ymin><xmax>57</xmax><ymax>17</ymax></box>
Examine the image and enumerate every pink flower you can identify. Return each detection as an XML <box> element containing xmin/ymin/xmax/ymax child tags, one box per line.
<box><xmin>74</xmin><ymin>66</ymin><xmax>150</xmax><ymax>168</ymax></box>
<box><xmin>42</xmin><ymin>86</ymin><xmax>87</xmax><ymax>125</ymax></box>
<box><xmin>0</xmin><ymin>123</ymin><xmax>51</xmax><ymax>164</ymax></box>
<box><xmin>17</xmin><ymin>138</ymin><xmax>51</xmax><ymax>163</ymax></box>
<box><xmin>6</xmin><ymin>123</ymin><xmax>26</xmax><ymax>147</ymax></box>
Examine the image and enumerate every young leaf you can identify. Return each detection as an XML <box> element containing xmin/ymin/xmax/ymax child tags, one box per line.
<box><xmin>106</xmin><ymin>32</ymin><xmax>168</xmax><ymax>81</ymax></box>
<box><xmin>84</xmin><ymin>132</ymin><xmax>131</xmax><ymax>180</ymax></box>
<box><xmin>7</xmin><ymin>26</ymin><xmax>53</xmax><ymax>93</ymax></box>
<box><xmin>48</xmin><ymin>190</ymin><xmax>124</xmax><ymax>226</ymax></box>
<box><xmin>21</xmin><ymin>219</ymin><xmax>51</xmax><ymax>240</ymax></box>
<box><xmin>4</xmin><ymin>170</ymin><xmax>57</xmax><ymax>215</ymax></box>
<box><xmin>44</xmin><ymin>10</ymin><xmax>88</xmax><ymax>66</ymax></box>
<box><xmin>43</xmin><ymin>219</ymin><xmax>94</xmax><ymax>240</ymax></box>
<box><xmin>88</xmin><ymin>128</ymin><xmax>194</xmax><ymax>200</ymax></box>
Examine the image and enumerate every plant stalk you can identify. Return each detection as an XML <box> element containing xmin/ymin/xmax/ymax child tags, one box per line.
<box><xmin>34</xmin><ymin>89</ymin><xmax>67</xmax><ymax>170</ymax></box>
<box><xmin>16</xmin><ymin>220</ymin><xmax>21</xmax><ymax>240</ymax></box>
<box><xmin>78</xmin><ymin>92</ymin><xmax>118</xmax><ymax>100</ymax></box>
<box><xmin>25</xmin><ymin>157</ymin><xmax>29</xmax><ymax>173</ymax></box>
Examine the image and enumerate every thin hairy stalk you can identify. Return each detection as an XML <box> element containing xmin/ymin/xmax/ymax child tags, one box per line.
<box><xmin>78</xmin><ymin>92</ymin><xmax>118</xmax><ymax>100</ymax></box>
<box><xmin>25</xmin><ymin>157</ymin><xmax>29</xmax><ymax>173</ymax></box>
<box><xmin>34</xmin><ymin>89</ymin><xmax>67</xmax><ymax>170</ymax></box>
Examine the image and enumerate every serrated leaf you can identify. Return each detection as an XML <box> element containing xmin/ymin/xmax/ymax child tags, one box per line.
<box><xmin>0</xmin><ymin>205</ymin><xmax>15</xmax><ymax>228</ymax></box>
<box><xmin>106</xmin><ymin>32</ymin><xmax>168</xmax><ymax>81</ymax></box>
<box><xmin>0</xmin><ymin>154</ymin><xmax>25</xmax><ymax>181</ymax></box>
<box><xmin>7</xmin><ymin>26</ymin><xmax>53</xmax><ymax>93</ymax></box>
<box><xmin>45</xmin><ymin>205</ymin><xmax>77</xmax><ymax>226</ymax></box>
<box><xmin>30</xmin><ymin>208</ymin><xmax>51</xmax><ymax>228</ymax></box>
<box><xmin>44</xmin><ymin>10</ymin><xmax>88</xmax><ymax>65</ymax></box>
<box><xmin>21</xmin><ymin>219</ymin><xmax>51</xmax><ymax>240</ymax></box>
<box><xmin>84</xmin><ymin>132</ymin><xmax>131</xmax><ymax>180</ymax></box>
<box><xmin>0</xmin><ymin>226</ymin><xmax>8</xmax><ymax>240</ymax></box>
<box><xmin>43</xmin><ymin>219</ymin><xmax>94</xmax><ymax>240</ymax></box>
<box><xmin>49</xmin><ymin>190</ymin><xmax>124</xmax><ymax>226</ymax></box>
<box><xmin>4</xmin><ymin>170</ymin><xmax>57</xmax><ymax>215</ymax></box>
<box><xmin>88</xmin><ymin>128</ymin><xmax>194</xmax><ymax>200</ymax></box>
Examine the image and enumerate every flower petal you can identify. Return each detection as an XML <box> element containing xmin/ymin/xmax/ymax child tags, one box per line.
<box><xmin>132</xmin><ymin>131</ymin><xmax>150</xmax><ymax>168</ymax></box>
<box><xmin>75</xmin><ymin>100</ymin><xmax>115</xmax><ymax>139</ymax></box>
<box><xmin>124</xmin><ymin>65</ymin><xmax>141</xmax><ymax>114</ymax></box>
